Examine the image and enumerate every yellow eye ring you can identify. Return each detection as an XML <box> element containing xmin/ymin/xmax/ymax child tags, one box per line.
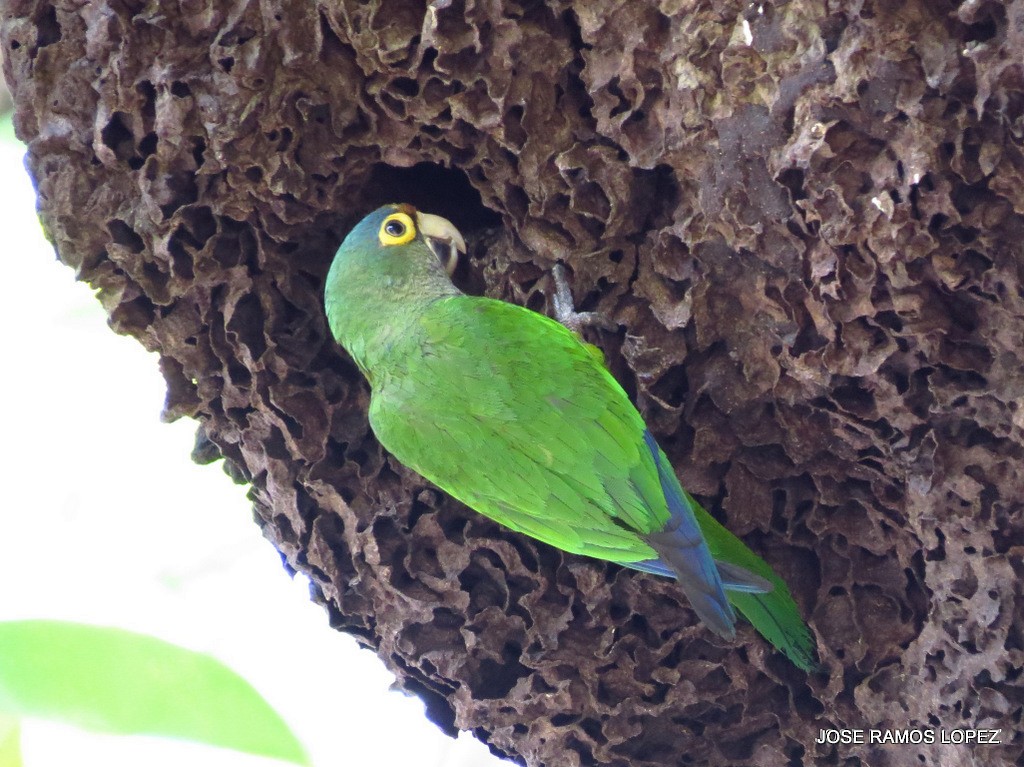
<box><xmin>378</xmin><ymin>212</ymin><xmax>416</xmax><ymax>246</ymax></box>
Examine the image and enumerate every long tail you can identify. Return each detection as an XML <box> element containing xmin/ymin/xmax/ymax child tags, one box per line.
<box><xmin>636</xmin><ymin>432</ymin><xmax>819</xmax><ymax>671</ymax></box>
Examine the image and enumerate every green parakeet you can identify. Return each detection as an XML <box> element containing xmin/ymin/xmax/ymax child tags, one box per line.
<box><xmin>324</xmin><ymin>203</ymin><xmax>817</xmax><ymax>671</ymax></box>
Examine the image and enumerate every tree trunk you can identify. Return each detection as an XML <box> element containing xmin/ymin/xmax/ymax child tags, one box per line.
<box><xmin>3</xmin><ymin>1</ymin><xmax>1021</xmax><ymax>765</ymax></box>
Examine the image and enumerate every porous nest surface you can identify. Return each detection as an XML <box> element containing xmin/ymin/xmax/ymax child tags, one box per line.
<box><xmin>3</xmin><ymin>1</ymin><xmax>1023</xmax><ymax>765</ymax></box>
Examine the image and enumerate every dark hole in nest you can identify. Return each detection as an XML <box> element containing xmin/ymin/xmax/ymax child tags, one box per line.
<box><xmin>100</xmin><ymin>112</ymin><xmax>134</xmax><ymax>159</ymax></box>
<box><xmin>361</xmin><ymin>161</ymin><xmax>502</xmax><ymax>233</ymax></box>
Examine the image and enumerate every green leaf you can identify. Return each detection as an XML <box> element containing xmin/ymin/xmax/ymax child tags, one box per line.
<box><xmin>0</xmin><ymin>714</ymin><xmax>22</xmax><ymax>767</ymax></box>
<box><xmin>0</xmin><ymin>620</ymin><xmax>308</xmax><ymax>765</ymax></box>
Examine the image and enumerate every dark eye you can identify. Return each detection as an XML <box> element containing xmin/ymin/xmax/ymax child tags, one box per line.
<box><xmin>384</xmin><ymin>219</ymin><xmax>406</xmax><ymax>238</ymax></box>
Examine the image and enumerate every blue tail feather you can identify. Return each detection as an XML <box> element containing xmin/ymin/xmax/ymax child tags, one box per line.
<box><xmin>637</xmin><ymin>431</ymin><xmax>774</xmax><ymax>638</ymax></box>
<box><xmin>641</xmin><ymin>431</ymin><xmax>736</xmax><ymax>637</ymax></box>
<box><xmin>629</xmin><ymin>557</ymin><xmax>772</xmax><ymax>593</ymax></box>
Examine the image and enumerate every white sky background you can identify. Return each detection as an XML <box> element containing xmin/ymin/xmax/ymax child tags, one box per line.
<box><xmin>0</xmin><ymin>120</ymin><xmax>509</xmax><ymax>767</ymax></box>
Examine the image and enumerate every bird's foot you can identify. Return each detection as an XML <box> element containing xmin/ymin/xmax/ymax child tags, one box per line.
<box><xmin>551</xmin><ymin>263</ymin><xmax>617</xmax><ymax>336</ymax></box>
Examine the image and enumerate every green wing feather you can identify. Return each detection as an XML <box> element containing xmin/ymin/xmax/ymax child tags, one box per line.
<box><xmin>370</xmin><ymin>295</ymin><xmax>670</xmax><ymax>563</ymax></box>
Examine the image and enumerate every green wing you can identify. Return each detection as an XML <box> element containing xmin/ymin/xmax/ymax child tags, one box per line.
<box><xmin>369</xmin><ymin>295</ymin><xmax>669</xmax><ymax>564</ymax></box>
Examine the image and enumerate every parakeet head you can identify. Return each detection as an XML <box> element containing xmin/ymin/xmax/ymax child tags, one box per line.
<box><xmin>326</xmin><ymin>202</ymin><xmax>467</xmax><ymax>301</ymax></box>
<box><xmin>334</xmin><ymin>203</ymin><xmax>465</xmax><ymax>276</ymax></box>
<box><xmin>324</xmin><ymin>204</ymin><xmax>468</xmax><ymax>370</ymax></box>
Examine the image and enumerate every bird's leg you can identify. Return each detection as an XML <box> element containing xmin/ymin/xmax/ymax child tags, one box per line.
<box><xmin>551</xmin><ymin>263</ymin><xmax>617</xmax><ymax>336</ymax></box>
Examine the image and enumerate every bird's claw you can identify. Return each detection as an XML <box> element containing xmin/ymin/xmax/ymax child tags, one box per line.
<box><xmin>551</xmin><ymin>263</ymin><xmax>617</xmax><ymax>336</ymax></box>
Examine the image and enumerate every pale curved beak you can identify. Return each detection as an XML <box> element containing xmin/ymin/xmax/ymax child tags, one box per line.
<box><xmin>416</xmin><ymin>211</ymin><xmax>467</xmax><ymax>276</ymax></box>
